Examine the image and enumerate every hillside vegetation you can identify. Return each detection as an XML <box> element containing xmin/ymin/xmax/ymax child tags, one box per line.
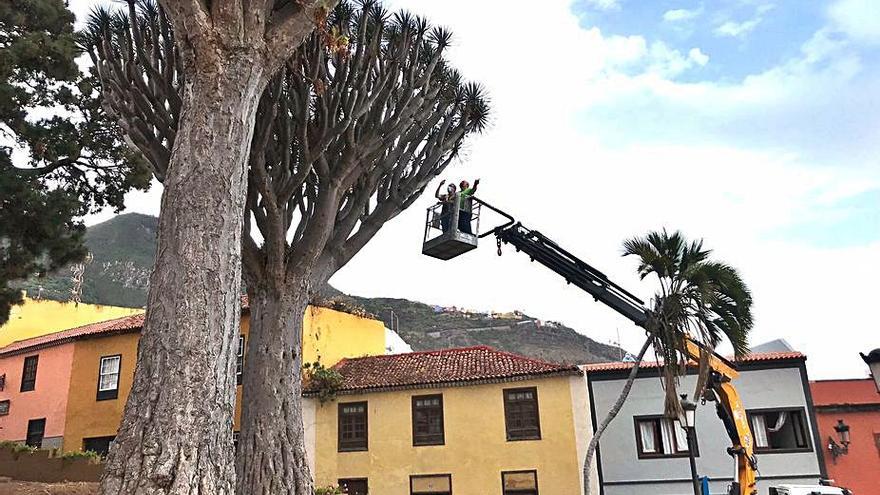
<box><xmin>22</xmin><ymin>214</ymin><xmax>624</xmax><ymax>364</ymax></box>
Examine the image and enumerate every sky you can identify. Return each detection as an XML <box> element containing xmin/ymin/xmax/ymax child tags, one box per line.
<box><xmin>70</xmin><ymin>0</ymin><xmax>880</xmax><ymax>379</ymax></box>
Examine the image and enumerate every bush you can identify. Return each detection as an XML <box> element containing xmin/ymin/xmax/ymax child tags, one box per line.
<box><xmin>59</xmin><ymin>450</ymin><xmax>102</xmax><ymax>461</ymax></box>
<box><xmin>0</xmin><ymin>441</ymin><xmax>37</xmax><ymax>455</ymax></box>
<box><xmin>303</xmin><ymin>360</ymin><xmax>343</xmax><ymax>404</ymax></box>
<box><xmin>315</xmin><ymin>486</ymin><xmax>344</xmax><ymax>495</ymax></box>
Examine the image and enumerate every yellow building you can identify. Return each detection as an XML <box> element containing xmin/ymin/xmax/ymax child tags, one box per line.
<box><xmin>0</xmin><ymin>303</ymin><xmax>386</xmax><ymax>454</ymax></box>
<box><xmin>0</xmin><ymin>295</ymin><xmax>143</xmax><ymax>347</ymax></box>
<box><xmin>303</xmin><ymin>346</ymin><xmax>599</xmax><ymax>495</ymax></box>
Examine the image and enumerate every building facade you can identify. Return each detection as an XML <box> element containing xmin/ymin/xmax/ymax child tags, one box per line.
<box><xmin>586</xmin><ymin>351</ymin><xmax>827</xmax><ymax>495</ymax></box>
<box><xmin>0</xmin><ymin>305</ymin><xmax>386</xmax><ymax>454</ymax></box>
<box><xmin>303</xmin><ymin>346</ymin><xmax>599</xmax><ymax>495</ymax></box>
<box><xmin>0</xmin><ymin>338</ymin><xmax>77</xmax><ymax>449</ymax></box>
<box><xmin>0</xmin><ymin>295</ymin><xmax>143</xmax><ymax>347</ymax></box>
<box><xmin>810</xmin><ymin>378</ymin><xmax>880</xmax><ymax>494</ymax></box>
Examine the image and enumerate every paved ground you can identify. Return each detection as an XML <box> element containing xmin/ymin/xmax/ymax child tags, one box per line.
<box><xmin>0</xmin><ymin>481</ymin><xmax>98</xmax><ymax>494</ymax></box>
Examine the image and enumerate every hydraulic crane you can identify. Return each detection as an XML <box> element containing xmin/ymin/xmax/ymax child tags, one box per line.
<box><xmin>424</xmin><ymin>197</ymin><xmax>758</xmax><ymax>495</ymax></box>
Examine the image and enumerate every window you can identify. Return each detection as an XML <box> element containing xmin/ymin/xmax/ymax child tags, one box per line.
<box><xmin>338</xmin><ymin>401</ymin><xmax>368</xmax><ymax>451</ymax></box>
<box><xmin>410</xmin><ymin>474</ymin><xmax>452</xmax><ymax>495</ymax></box>
<box><xmin>634</xmin><ymin>416</ymin><xmax>693</xmax><ymax>458</ymax></box>
<box><xmin>502</xmin><ymin>470</ymin><xmax>538</xmax><ymax>495</ymax></box>
<box><xmin>0</xmin><ymin>400</ymin><xmax>9</xmax><ymax>416</ymax></box>
<box><xmin>504</xmin><ymin>387</ymin><xmax>541</xmax><ymax>441</ymax></box>
<box><xmin>412</xmin><ymin>394</ymin><xmax>444</xmax><ymax>446</ymax></box>
<box><xmin>748</xmin><ymin>408</ymin><xmax>811</xmax><ymax>452</ymax></box>
<box><xmin>97</xmin><ymin>355</ymin><xmax>121</xmax><ymax>401</ymax></box>
<box><xmin>236</xmin><ymin>335</ymin><xmax>245</xmax><ymax>385</ymax></box>
<box><xmin>83</xmin><ymin>436</ymin><xmax>116</xmax><ymax>457</ymax></box>
<box><xmin>339</xmin><ymin>478</ymin><xmax>368</xmax><ymax>495</ymax></box>
<box><xmin>25</xmin><ymin>418</ymin><xmax>45</xmax><ymax>448</ymax></box>
<box><xmin>233</xmin><ymin>431</ymin><xmax>240</xmax><ymax>451</ymax></box>
<box><xmin>20</xmin><ymin>355</ymin><xmax>38</xmax><ymax>392</ymax></box>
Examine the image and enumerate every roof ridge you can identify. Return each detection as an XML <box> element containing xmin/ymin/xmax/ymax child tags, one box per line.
<box><xmin>0</xmin><ymin>313</ymin><xmax>145</xmax><ymax>355</ymax></box>
<box><xmin>339</xmin><ymin>345</ymin><xmax>495</xmax><ymax>362</ymax></box>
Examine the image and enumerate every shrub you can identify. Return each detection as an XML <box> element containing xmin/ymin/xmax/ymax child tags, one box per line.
<box><xmin>303</xmin><ymin>360</ymin><xmax>343</xmax><ymax>404</ymax></box>
<box><xmin>0</xmin><ymin>441</ymin><xmax>37</xmax><ymax>455</ymax></box>
<box><xmin>59</xmin><ymin>450</ymin><xmax>102</xmax><ymax>461</ymax></box>
<box><xmin>314</xmin><ymin>485</ymin><xmax>344</xmax><ymax>495</ymax></box>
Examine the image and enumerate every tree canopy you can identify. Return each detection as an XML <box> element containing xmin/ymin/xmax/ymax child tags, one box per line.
<box><xmin>0</xmin><ymin>0</ymin><xmax>150</xmax><ymax>324</ymax></box>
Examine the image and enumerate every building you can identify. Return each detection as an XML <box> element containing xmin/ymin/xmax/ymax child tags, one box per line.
<box><xmin>586</xmin><ymin>349</ymin><xmax>827</xmax><ymax>495</ymax></box>
<box><xmin>303</xmin><ymin>345</ymin><xmax>598</xmax><ymax>495</ymax></box>
<box><xmin>810</xmin><ymin>377</ymin><xmax>880</xmax><ymax>494</ymax></box>
<box><xmin>0</xmin><ymin>295</ymin><xmax>143</xmax><ymax>347</ymax></box>
<box><xmin>0</xmin><ymin>304</ymin><xmax>385</xmax><ymax>454</ymax></box>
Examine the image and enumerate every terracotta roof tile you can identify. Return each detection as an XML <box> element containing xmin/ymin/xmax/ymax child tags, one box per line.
<box><xmin>583</xmin><ymin>351</ymin><xmax>805</xmax><ymax>372</ymax></box>
<box><xmin>810</xmin><ymin>378</ymin><xmax>880</xmax><ymax>406</ymax></box>
<box><xmin>305</xmin><ymin>346</ymin><xmax>581</xmax><ymax>395</ymax></box>
<box><xmin>0</xmin><ymin>313</ymin><xmax>145</xmax><ymax>357</ymax></box>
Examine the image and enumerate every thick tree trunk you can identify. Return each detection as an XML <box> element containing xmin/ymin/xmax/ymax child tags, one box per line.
<box><xmin>101</xmin><ymin>55</ymin><xmax>265</xmax><ymax>495</ymax></box>
<box><xmin>584</xmin><ymin>338</ymin><xmax>652</xmax><ymax>495</ymax></box>
<box><xmin>237</xmin><ymin>284</ymin><xmax>313</xmax><ymax>495</ymax></box>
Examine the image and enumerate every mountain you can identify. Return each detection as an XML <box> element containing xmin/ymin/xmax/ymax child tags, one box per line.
<box><xmin>22</xmin><ymin>213</ymin><xmax>624</xmax><ymax>364</ymax></box>
<box><xmin>21</xmin><ymin>213</ymin><xmax>157</xmax><ymax>308</ymax></box>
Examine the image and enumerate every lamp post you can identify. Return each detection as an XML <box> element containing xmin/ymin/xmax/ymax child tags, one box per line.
<box><xmin>680</xmin><ymin>394</ymin><xmax>700</xmax><ymax>495</ymax></box>
<box><xmin>860</xmin><ymin>348</ymin><xmax>880</xmax><ymax>393</ymax></box>
<box><xmin>828</xmin><ymin>419</ymin><xmax>851</xmax><ymax>464</ymax></box>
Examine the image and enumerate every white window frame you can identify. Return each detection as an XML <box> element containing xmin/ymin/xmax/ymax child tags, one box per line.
<box><xmin>236</xmin><ymin>335</ymin><xmax>245</xmax><ymax>383</ymax></box>
<box><xmin>99</xmin><ymin>355</ymin><xmax>121</xmax><ymax>392</ymax></box>
<box><xmin>636</xmin><ymin>416</ymin><xmax>692</xmax><ymax>457</ymax></box>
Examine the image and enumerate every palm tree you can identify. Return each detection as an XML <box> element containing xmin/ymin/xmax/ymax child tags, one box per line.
<box><xmin>584</xmin><ymin>230</ymin><xmax>753</xmax><ymax>495</ymax></box>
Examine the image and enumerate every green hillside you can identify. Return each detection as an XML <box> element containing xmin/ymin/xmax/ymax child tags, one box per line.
<box><xmin>22</xmin><ymin>213</ymin><xmax>624</xmax><ymax>364</ymax></box>
<box><xmin>20</xmin><ymin>213</ymin><xmax>156</xmax><ymax>308</ymax></box>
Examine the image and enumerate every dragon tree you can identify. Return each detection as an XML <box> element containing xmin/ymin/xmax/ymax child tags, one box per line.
<box><xmin>83</xmin><ymin>1</ymin><xmax>488</xmax><ymax>493</ymax></box>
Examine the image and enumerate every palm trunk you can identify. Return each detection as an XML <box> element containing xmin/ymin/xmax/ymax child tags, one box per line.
<box><xmin>101</xmin><ymin>56</ymin><xmax>265</xmax><ymax>495</ymax></box>
<box><xmin>584</xmin><ymin>337</ymin><xmax>652</xmax><ymax>495</ymax></box>
<box><xmin>237</xmin><ymin>284</ymin><xmax>313</xmax><ymax>495</ymax></box>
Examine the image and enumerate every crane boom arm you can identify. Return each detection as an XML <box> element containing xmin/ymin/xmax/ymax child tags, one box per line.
<box><xmin>475</xmin><ymin>199</ymin><xmax>756</xmax><ymax>495</ymax></box>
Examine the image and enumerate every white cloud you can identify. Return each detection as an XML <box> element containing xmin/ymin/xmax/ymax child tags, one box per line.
<box><xmin>584</xmin><ymin>0</ymin><xmax>622</xmax><ymax>11</ymax></box>
<box><xmin>687</xmin><ymin>47</ymin><xmax>709</xmax><ymax>66</ymax></box>
<box><xmin>829</xmin><ymin>0</ymin><xmax>880</xmax><ymax>44</ymax></box>
<box><xmin>714</xmin><ymin>3</ymin><xmax>775</xmax><ymax>38</ymax></box>
<box><xmin>663</xmin><ymin>8</ymin><xmax>701</xmax><ymax>22</ymax></box>
<box><xmin>714</xmin><ymin>18</ymin><xmax>762</xmax><ymax>38</ymax></box>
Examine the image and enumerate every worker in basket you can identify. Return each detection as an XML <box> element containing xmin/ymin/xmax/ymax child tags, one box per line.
<box><xmin>434</xmin><ymin>180</ymin><xmax>458</xmax><ymax>233</ymax></box>
<box><xmin>458</xmin><ymin>178</ymin><xmax>479</xmax><ymax>234</ymax></box>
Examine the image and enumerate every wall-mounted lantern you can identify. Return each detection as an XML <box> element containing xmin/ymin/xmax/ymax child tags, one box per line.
<box><xmin>828</xmin><ymin>419</ymin><xmax>850</xmax><ymax>464</ymax></box>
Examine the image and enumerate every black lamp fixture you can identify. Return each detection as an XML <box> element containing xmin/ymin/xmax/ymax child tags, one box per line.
<box><xmin>860</xmin><ymin>348</ymin><xmax>880</xmax><ymax>394</ymax></box>
<box><xmin>828</xmin><ymin>419</ymin><xmax>850</xmax><ymax>464</ymax></box>
<box><xmin>679</xmin><ymin>394</ymin><xmax>701</xmax><ymax>495</ymax></box>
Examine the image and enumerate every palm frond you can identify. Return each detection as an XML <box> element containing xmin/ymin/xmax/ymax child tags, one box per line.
<box><xmin>625</xmin><ymin>229</ymin><xmax>754</xmax><ymax>417</ymax></box>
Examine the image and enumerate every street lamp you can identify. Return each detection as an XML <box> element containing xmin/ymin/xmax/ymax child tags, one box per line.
<box><xmin>679</xmin><ymin>394</ymin><xmax>701</xmax><ymax>495</ymax></box>
<box><xmin>828</xmin><ymin>419</ymin><xmax>850</xmax><ymax>464</ymax></box>
<box><xmin>860</xmin><ymin>348</ymin><xmax>880</xmax><ymax>393</ymax></box>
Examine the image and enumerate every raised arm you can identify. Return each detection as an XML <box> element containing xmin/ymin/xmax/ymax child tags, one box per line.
<box><xmin>435</xmin><ymin>180</ymin><xmax>446</xmax><ymax>200</ymax></box>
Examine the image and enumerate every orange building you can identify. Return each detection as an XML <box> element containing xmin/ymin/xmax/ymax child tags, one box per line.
<box><xmin>810</xmin><ymin>378</ymin><xmax>880</xmax><ymax>494</ymax></box>
<box><xmin>0</xmin><ymin>304</ymin><xmax>385</xmax><ymax>455</ymax></box>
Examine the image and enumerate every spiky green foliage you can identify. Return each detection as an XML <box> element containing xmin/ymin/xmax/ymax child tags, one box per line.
<box><xmin>0</xmin><ymin>0</ymin><xmax>150</xmax><ymax>323</ymax></box>
<box><xmin>623</xmin><ymin>229</ymin><xmax>753</xmax><ymax>417</ymax></box>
